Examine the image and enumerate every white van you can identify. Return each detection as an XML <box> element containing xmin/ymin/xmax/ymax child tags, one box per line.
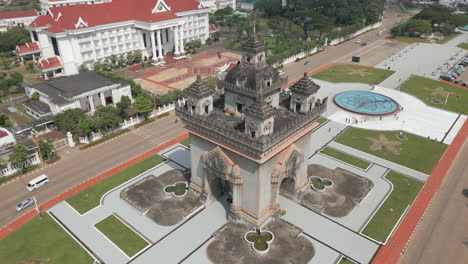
<box><xmin>26</xmin><ymin>175</ymin><xmax>49</xmax><ymax>191</ymax></box>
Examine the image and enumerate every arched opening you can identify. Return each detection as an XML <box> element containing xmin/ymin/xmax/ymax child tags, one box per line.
<box><xmin>295</xmin><ymin>103</ymin><xmax>301</xmax><ymax>113</ymax></box>
<box><xmin>246</xmin><ymin>56</ymin><xmax>251</xmax><ymax>62</ymax></box>
<box><xmin>280</xmin><ymin>177</ymin><xmax>296</xmax><ymax>195</ymax></box>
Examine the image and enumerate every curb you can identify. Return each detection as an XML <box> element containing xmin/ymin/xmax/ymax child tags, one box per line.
<box><xmin>0</xmin><ymin>132</ymin><xmax>189</xmax><ymax>240</ymax></box>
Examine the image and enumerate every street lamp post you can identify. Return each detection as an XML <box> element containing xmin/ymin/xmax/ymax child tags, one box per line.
<box><xmin>33</xmin><ymin>196</ymin><xmax>41</xmax><ymax>218</ymax></box>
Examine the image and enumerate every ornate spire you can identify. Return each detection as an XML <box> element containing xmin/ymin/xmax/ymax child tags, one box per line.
<box><xmin>244</xmin><ymin>98</ymin><xmax>275</xmax><ymax>120</ymax></box>
<box><xmin>184</xmin><ymin>75</ymin><xmax>213</xmax><ymax>99</ymax></box>
<box><xmin>290</xmin><ymin>72</ymin><xmax>320</xmax><ymax>95</ymax></box>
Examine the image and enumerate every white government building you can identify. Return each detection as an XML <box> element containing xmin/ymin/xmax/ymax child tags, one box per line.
<box><xmin>19</xmin><ymin>0</ymin><xmax>235</xmax><ymax>78</ymax></box>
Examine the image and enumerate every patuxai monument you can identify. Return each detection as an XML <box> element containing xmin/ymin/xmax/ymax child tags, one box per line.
<box><xmin>176</xmin><ymin>33</ymin><xmax>327</xmax><ymax>226</ymax></box>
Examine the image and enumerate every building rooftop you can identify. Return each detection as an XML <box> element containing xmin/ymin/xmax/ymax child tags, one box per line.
<box><xmin>29</xmin><ymin>0</ymin><xmax>206</xmax><ymax>33</ymax></box>
<box><xmin>22</xmin><ymin>100</ymin><xmax>52</xmax><ymax>115</ymax></box>
<box><xmin>29</xmin><ymin>71</ymin><xmax>124</xmax><ymax>105</ymax></box>
<box><xmin>0</xmin><ymin>10</ymin><xmax>37</xmax><ymax>20</ymax></box>
<box><xmin>15</xmin><ymin>42</ymin><xmax>41</xmax><ymax>55</ymax></box>
<box><xmin>37</xmin><ymin>56</ymin><xmax>62</xmax><ymax>70</ymax></box>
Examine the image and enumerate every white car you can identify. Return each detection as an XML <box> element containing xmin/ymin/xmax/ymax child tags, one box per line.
<box><xmin>355</xmin><ymin>39</ymin><xmax>362</xmax><ymax>44</ymax></box>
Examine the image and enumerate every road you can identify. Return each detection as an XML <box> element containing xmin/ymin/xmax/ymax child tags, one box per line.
<box><xmin>282</xmin><ymin>0</ymin><xmax>411</xmax><ymax>81</ymax></box>
<box><xmin>0</xmin><ymin>1</ymin><xmax>411</xmax><ymax>228</ymax></box>
<box><xmin>0</xmin><ymin>113</ymin><xmax>185</xmax><ymax>228</ymax></box>
<box><xmin>397</xmin><ymin>139</ymin><xmax>468</xmax><ymax>264</ymax></box>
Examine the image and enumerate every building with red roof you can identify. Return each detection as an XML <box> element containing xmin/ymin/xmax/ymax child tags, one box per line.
<box><xmin>20</xmin><ymin>0</ymin><xmax>218</xmax><ymax>78</ymax></box>
<box><xmin>0</xmin><ymin>10</ymin><xmax>38</xmax><ymax>32</ymax></box>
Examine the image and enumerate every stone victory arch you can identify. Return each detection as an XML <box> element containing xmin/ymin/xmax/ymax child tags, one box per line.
<box><xmin>176</xmin><ymin>33</ymin><xmax>327</xmax><ymax>226</ymax></box>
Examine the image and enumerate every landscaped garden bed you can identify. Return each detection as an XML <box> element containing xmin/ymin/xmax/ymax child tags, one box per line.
<box><xmin>309</xmin><ymin>176</ymin><xmax>333</xmax><ymax>191</ymax></box>
<box><xmin>312</xmin><ymin>65</ymin><xmax>394</xmax><ymax>84</ymax></box>
<box><xmin>400</xmin><ymin>75</ymin><xmax>468</xmax><ymax>115</ymax></box>
<box><xmin>244</xmin><ymin>229</ymin><xmax>274</xmax><ymax>254</ymax></box>
<box><xmin>362</xmin><ymin>171</ymin><xmax>423</xmax><ymax>242</ymax></box>
<box><xmin>163</xmin><ymin>181</ymin><xmax>188</xmax><ymax>197</ymax></box>
<box><xmin>94</xmin><ymin>215</ymin><xmax>148</xmax><ymax>257</ymax></box>
<box><xmin>335</xmin><ymin>128</ymin><xmax>447</xmax><ymax>174</ymax></box>
<box><xmin>67</xmin><ymin>154</ymin><xmax>165</xmax><ymax>214</ymax></box>
<box><xmin>0</xmin><ymin>213</ymin><xmax>94</xmax><ymax>263</ymax></box>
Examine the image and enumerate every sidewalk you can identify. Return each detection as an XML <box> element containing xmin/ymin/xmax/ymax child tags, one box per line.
<box><xmin>280</xmin><ymin>197</ymin><xmax>379</xmax><ymax>264</ymax></box>
<box><xmin>328</xmin><ymin>141</ymin><xmax>429</xmax><ymax>181</ymax></box>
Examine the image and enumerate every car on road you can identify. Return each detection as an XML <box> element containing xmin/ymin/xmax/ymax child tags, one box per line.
<box><xmin>355</xmin><ymin>39</ymin><xmax>362</xmax><ymax>44</ymax></box>
<box><xmin>26</xmin><ymin>174</ymin><xmax>49</xmax><ymax>191</ymax></box>
<box><xmin>377</xmin><ymin>31</ymin><xmax>383</xmax><ymax>36</ymax></box>
<box><xmin>361</xmin><ymin>42</ymin><xmax>367</xmax><ymax>46</ymax></box>
<box><xmin>16</xmin><ymin>199</ymin><xmax>34</xmax><ymax>212</ymax></box>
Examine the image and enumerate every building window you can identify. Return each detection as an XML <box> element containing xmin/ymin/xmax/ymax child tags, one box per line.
<box><xmin>51</xmin><ymin>37</ymin><xmax>60</xmax><ymax>56</ymax></box>
<box><xmin>205</xmin><ymin>105</ymin><xmax>209</xmax><ymax>114</ymax></box>
<box><xmin>295</xmin><ymin>103</ymin><xmax>301</xmax><ymax>112</ymax></box>
<box><xmin>166</xmin><ymin>28</ymin><xmax>169</xmax><ymax>43</ymax></box>
<box><xmin>250</xmin><ymin>129</ymin><xmax>256</xmax><ymax>138</ymax></box>
<box><xmin>142</xmin><ymin>33</ymin><xmax>147</xmax><ymax>47</ymax></box>
<box><xmin>237</xmin><ymin>103</ymin><xmax>243</xmax><ymax>113</ymax></box>
<box><xmin>32</xmin><ymin>31</ymin><xmax>38</xmax><ymax>41</ymax></box>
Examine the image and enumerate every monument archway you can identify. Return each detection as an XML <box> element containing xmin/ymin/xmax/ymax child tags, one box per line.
<box><xmin>271</xmin><ymin>145</ymin><xmax>305</xmax><ymax>208</ymax></box>
<box><xmin>201</xmin><ymin>147</ymin><xmax>242</xmax><ymax>217</ymax></box>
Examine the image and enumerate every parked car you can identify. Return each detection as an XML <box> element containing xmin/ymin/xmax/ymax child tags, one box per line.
<box><xmin>440</xmin><ymin>74</ymin><xmax>454</xmax><ymax>82</ymax></box>
<box><xmin>26</xmin><ymin>174</ymin><xmax>49</xmax><ymax>192</ymax></box>
<box><xmin>454</xmin><ymin>79</ymin><xmax>464</xmax><ymax>85</ymax></box>
<box><xmin>361</xmin><ymin>42</ymin><xmax>367</xmax><ymax>46</ymax></box>
<box><xmin>355</xmin><ymin>39</ymin><xmax>362</xmax><ymax>44</ymax></box>
<box><xmin>377</xmin><ymin>31</ymin><xmax>383</xmax><ymax>36</ymax></box>
<box><xmin>16</xmin><ymin>199</ymin><xmax>34</xmax><ymax>212</ymax></box>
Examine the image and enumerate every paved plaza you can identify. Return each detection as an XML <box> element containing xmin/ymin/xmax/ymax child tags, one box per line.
<box><xmin>130</xmin><ymin>52</ymin><xmax>241</xmax><ymax>94</ymax></box>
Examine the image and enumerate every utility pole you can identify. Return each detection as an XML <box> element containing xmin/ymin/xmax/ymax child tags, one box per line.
<box><xmin>33</xmin><ymin>196</ymin><xmax>41</xmax><ymax>218</ymax></box>
<box><xmin>31</xmin><ymin>128</ymin><xmax>44</xmax><ymax>164</ymax></box>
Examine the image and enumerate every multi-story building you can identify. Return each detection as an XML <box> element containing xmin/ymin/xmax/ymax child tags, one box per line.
<box><xmin>22</xmin><ymin>0</ymin><xmax>211</xmax><ymax>77</ymax></box>
<box><xmin>0</xmin><ymin>10</ymin><xmax>38</xmax><ymax>32</ymax></box>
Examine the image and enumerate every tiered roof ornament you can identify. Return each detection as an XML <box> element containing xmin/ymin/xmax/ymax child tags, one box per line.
<box><xmin>244</xmin><ymin>97</ymin><xmax>275</xmax><ymax>120</ymax></box>
<box><xmin>290</xmin><ymin>72</ymin><xmax>320</xmax><ymax>96</ymax></box>
<box><xmin>184</xmin><ymin>75</ymin><xmax>213</xmax><ymax>99</ymax></box>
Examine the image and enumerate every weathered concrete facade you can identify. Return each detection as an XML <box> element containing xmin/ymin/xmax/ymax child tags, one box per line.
<box><xmin>177</xmin><ymin>33</ymin><xmax>327</xmax><ymax>226</ymax></box>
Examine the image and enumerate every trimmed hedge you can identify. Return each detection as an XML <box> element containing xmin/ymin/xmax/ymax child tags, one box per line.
<box><xmin>134</xmin><ymin>118</ymin><xmax>155</xmax><ymax>129</ymax></box>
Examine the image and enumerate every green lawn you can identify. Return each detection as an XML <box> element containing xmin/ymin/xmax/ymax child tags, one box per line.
<box><xmin>391</xmin><ymin>36</ymin><xmax>431</xmax><ymax>43</ymax></box>
<box><xmin>321</xmin><ymin>147</ymin><xmax>371</xmax><ymax>169</ymax></box>
<box><xmin>362</xmin><ymin>171</ymin><xmax>424</xmax><ymax>242</ymax></box>
<box><xmin>400</xmin><ymin>75</ymin><xmax>468</xmax><ymax>115</ymax></box>
<box><xmin>339</xmin><ymin>257</ymin><xmax>357</xmax><ymax>264</ymax></box>
<box><xmin>180</xmin><ymin>137</ymin><xmax>190</xmax><ymax>148</ymax></box>
<box><xmin>312</xmin><ymin>65</ymin><xmax>394</xmax><ymax>84</ymax></box>
<box><xmin>335</xmin><ymin>128</ymin><xmax>447</xmax><ymax>174</ymax></box>
<box><xmin>316</xmin><ymin>116</ymin><xmax>328</xmax><ymax>125</ymax></box>
<box><xmin>67</xmin><ymin>154</ymin><xmax>165</xmax><ymax>214</ymax></box>
<box><xmin>94</xmin><ymin>215</ymin><xmax>148</xmax><ymax>257</ymax></box>
<box><xmin>458</xmin><ymin>43</ymin><xmax>468</xmax><ymax>50</ymax></box>
<box><xmin>0</xmin><ymin>213</ymin><xmax>93</xmax><ymax>264</ymax></box>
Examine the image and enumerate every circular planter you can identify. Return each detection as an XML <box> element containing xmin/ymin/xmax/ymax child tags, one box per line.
<box><xmin>309</xmin><ymin>176</ymin><xmax>333</xmax><ymax>192</ymax></box>
<box><xmin>243</xmin><ymin>229</ymin><xmax>275</xmax><ymax>254</ymax></box>
<box><xmin>163</xmin><ymin>181</ymin><xmax>188</xmax><ymax>197</ymax></box>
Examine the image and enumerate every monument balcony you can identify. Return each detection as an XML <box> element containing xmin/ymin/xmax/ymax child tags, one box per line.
<box><xmin>175</xmin><ymin>101</ymin><xmax>327</xmax><ymax>160</ymax></box>
<box><xmin>219</xmin><ymin>76</ymin><xmax>288</xmax><ymax>98</ymax></box>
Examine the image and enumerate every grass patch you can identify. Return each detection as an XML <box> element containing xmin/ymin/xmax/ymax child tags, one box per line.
<box><xmin>335</xmin><ymin>127</ymin><xmax>447</xmax><ymax>174</ymax></box>
<box><xmin>94</xmin><ymin>215</ymin><xmax>148</xmax><ymax>257</ymax></box>
<box><xmin>180</xmin><ymin>137</ymin><xmax>190</xmax><ymax>148</ymax></box>
<box><xmin>310</xmin><ymin>177</ymin><xmax>332</xmax><ymax>190</ymax></box>
<box><xmin>362</xmin><ymin>171</ymin><xmax>424</xmax><ymax>242</ymax></box>
<box><xmin>391</xmin><ymin>36</ymin><xmax>431</xmax><ymax>43</ymax></box>
<box><xmin>312</xmin><ymin>65</ymin><xmax>394</xmax><ymax>84</ymax></box>
<box><xmin>0</xmin><ymin>213</ymin><xmax>94</xmax><ymax>264</ymax></box>
<box><xmin>67</xmin><ymin>154</ymin><xmax>165</xmax><ymax>214</ymax></box>
<box><xmin>339</xmin><ymin>257</ymin><xmax>357</xmax><ymax>264</ymax></box>
<box><xmin>400</xmin><ymin>75</ymin><xmax>468</xmax><ymax>115</ymax></box>
<box><xmin>457</xmin><ymin>43</ymin><xmax>468</xmax><ymax>50</ymax></box>
<box><xmin>321</xmin><ymin>147</ymin><xmax>371</xmax><ymax>169</ymax></box>
<box><xmin>316</xmin><ymin>116</ymin><xmax>328</xmax><ymax>125</ymax></box>
<box><xmin>164</xmin><ymin>182</ymin><xmax>187</xmax><ymax>196</ymax></box>
<box><xmin>79</xmin><ymin>129</ymin><xmax>130</xmax><ymax>150</ymax></box>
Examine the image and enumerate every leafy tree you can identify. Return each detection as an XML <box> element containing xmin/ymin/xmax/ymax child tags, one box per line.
<box><xmin>10</xmin><ymin>72</ymin><xmax>23</xmax><ymax>86</ymax></box>
<box><xmin>1</xmin><ymin>59</ymin><xmax>10</xmax><ymax>70</ymax></box>
<box><xmin>287</xmin><ymin>10</ymin><xmax>316</xmax><ymax>40</ymax></box>
<box><xmin>405</xmin><ymin>19</ymin><xmax>432</xmax><ymax>36</ymax></box>
<box><xmin>77</xmin><ymin>117</ymin><xmax>94</xmax><ymax>137</ymax></box>
<box><xmin>203</xmin><ymin>76</ymin><xmax>218</xmax><ymax>89</ymax></box>
<box><xmin>116</xmin><ymin>95</ymin><xmax>132</xmax><ymax>117</ymax></box>
<box><xmin>92</xmin><ymin>106</ymin><xmax>122</xmax><ymax>132</ymax></box>
<box><xmin>39</xmin><ymin>141</ymin><xmax>54</xmax><ymax>160</ymax></box>
<box><xmin>0</xmin><ymin>26</ymin><xmax>31</xmax><ymax>52</ymax></box>
<box><xmin>79</xmin><ymin>64</ymin><xmax>89</xmax><ymax>73</ymax></box>
<box><xmin>157</xmin><ymin>90</ymin><xmax>184</xmax><ymax>106</ymax></box>
<box><xmin>185</xmin><ymin>40</ymin><xmax>202</xmax><ymax>53</ymax></box>
<box><xmin>54</xmin><ymin>108</ymin><xmax>86</xmax><ymax>134</ymax></box>
<box><xmin>133</xmin><ymin>94</ymin><xmax>154</xmax><ymax>118</ymax></box>
<box><xmin>255</xmin><ymin>0</ymin><xmax>283</xmax><ymax>18</ymax></box>
<box><xmin>10</xmin><ymin>144</ymin><xmax>30</xmax><ymax>172</ymax></box>
<box><xmin>31</xmin><ymin>92</ymin><xmax>39</xmax><ymax>100</ymax></box>
<box><xmin>27</xmin><ymin>62</ymin><xmax>35</xmax><ymax>72</ymax></box>
<box><xmin>0</xmin><ymin>114</ymin><xmax>12</xmax><ymax>128</ymax></box>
